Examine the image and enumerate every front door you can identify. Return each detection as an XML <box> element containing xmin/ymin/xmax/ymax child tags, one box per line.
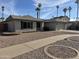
<box><xmin>36</xmin><ymin>22</ymin><xmax>41</xmax><ymax>31</ymax></box>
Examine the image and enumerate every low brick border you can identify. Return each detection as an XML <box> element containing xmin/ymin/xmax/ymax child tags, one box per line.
<box><xmin>44</xmin><ymin>45</ymin><xmax>79</xmax><ymax>59</ymax></box>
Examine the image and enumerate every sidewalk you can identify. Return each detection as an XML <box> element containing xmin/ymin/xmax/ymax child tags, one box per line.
<box><xmin>0</xmin><ymin>34</ymin><xmax>79</xmax><ymax>59</ymax></box>
<box><xmin>60</xmin><ymin>30</ymin><xmax>79</xmax><ymax>33</ymax></box>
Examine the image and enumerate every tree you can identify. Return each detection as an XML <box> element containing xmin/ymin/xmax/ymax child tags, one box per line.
<box><xmin>56</xmin><ymin>5</ymin><xmax>59</xmax><ymax>17</ymax></box>
<box><xmin>63</xmin><ymin>8</ymin><xmax>67</xmax><ymax>16</ymax></box>
<box><xmin>1</xmin><ymin>6</ymin><xmax>4</xmax><ymax>21</ymax></box>
<box><xmin>35</xmin><ymin>3</ymin><xmax>42</xmax><ymax>19</ymax></box>
<box><xmin>35</xmin><ymin>7</ymin><xmax>40</xmax><ymax>19</ymax></box>
<box><xmin>38</xmin><ymin>3</ymin><xmax>41</xmax><ymax>8</ymax></box>
<box><xmin>68</xmin><ymin>6</ymin><xmax>72</xmax><ymax>18</ymax></box>
<box><xmin>75</xmin><ymin>0</ymin><xmax>79</xmax><ymax>21</ymax></box>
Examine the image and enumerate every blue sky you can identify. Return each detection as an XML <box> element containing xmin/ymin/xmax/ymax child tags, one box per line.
<box><xmin>0</xmin><ymin>0</ymin><xmax>78</xmax><ymax>21</ymax></box>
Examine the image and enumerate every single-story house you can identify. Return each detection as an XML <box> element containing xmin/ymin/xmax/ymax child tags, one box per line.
<box><xmin>5</xmin><ymin>15</ymin><xmax>44</xmax><ymax>32</ymax></box>
<box><xmin>1</xmin><ymin>15</ymin><xmax>71</xmax><ymax>32</ymax></box>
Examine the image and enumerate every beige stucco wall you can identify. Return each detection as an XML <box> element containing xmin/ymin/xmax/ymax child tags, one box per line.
<box><xmin>55</xmin><ymin>17</ymin><xmax>69</xmax><ymax>22</ymax></box>
<box><xmin>44</xmin><ymin>22</ymin><xmax>68</xmax><ymax>31</ymax></box>
<box><xmin>14</xmin><ymin>20</ymin><xmax>21</xmax><ymax>32</ymax></box>
<box><xmin>8</xmin><ymin>20</ymin><xmax>21</xmax><ymax>32</ymax></box>
<box><xmin>8</xmin><ymin>21</ymin><xmax>15</xmax><ymax>32</ymax></box>
<box><xmin>14</xmin><ymin>21</ymin><xmax>37</xmax><ymax>32</ymax></box>
<box><xmin>40</xmin><ymin>22</ymin><xmax>44</xmax><ymax>31</ymax></box>
<box><xmin>33</xmin><ymin>22</ymin><xmax>37</xmax><ymax>31</ymax></box>
<box><xmin>8</xmin><ymin>20</ymin><xmax>37</xmax><ymax>32</ymax></box>
<box><xmin>7</xmin><ymin>20</ymin><xmax>68</xmax><ymax>32</ymax></box>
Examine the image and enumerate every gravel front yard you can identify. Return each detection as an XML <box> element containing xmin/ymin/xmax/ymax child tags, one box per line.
<box><xmin>13</xmin><ymin>36</ymin><xmax>79</xmax><ymax>59</ymax></box>
<box><xmin>0</xmin><ymin>31</ymin><xmax>78</xmax><ymax>48</ymax></box>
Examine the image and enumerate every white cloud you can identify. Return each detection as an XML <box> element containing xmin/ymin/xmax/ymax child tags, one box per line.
<box><xmin>0</xmin><ymin>0</ymin><xmax>18</xmax><ymax>18</ymax></box>
<box><xmin>41</xmin><ymin>11</ymin><xmax>54</xmax><ymax>19</ymax></box>
<box><xmin>33</xmin><ymin>0</ymin><xmax>71</xmax><ymax>8</ymax></box>
<box><xmin>70</xmin><ymin>18</ymin><xmax>76</xmax><ymax>21</ymax></box>
<box><xmin>33</xmin><ymin>0</ymin><xmax>72</xmax><ymax>19</ymax></box>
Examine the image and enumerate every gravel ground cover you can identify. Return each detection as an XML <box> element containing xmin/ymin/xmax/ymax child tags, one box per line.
<box><xmin>68</xmin><ymin>36</ymin><xmax>79</xmax><ymax>43</ymax></box>
<box><xmin>53</xmin><ymin>39</ymin><xmax>79</xmax><ymax>51</ymax></box>
<box><xmin>0</xmin><ymin>31</ymin><xmax>78</xmax><ymax>48</ymax></box>
<box><xmin>13</xmin><ymin>47</ymin><xmax>52</xmax><ymax>59</ymax></box>
<box><xmin>13</xmin><ymin>36</ymin><xmax>79</xmax><ymax>59</ymax></box>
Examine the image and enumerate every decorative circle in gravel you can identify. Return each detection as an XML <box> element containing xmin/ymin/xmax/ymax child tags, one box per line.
<box><xmin>44</xmin><ymin>45</ymin><xmax>78</xmax><ymax>59</ymax></box>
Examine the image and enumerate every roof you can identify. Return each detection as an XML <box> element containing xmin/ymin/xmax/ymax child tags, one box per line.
<box><xmin>6</xmin><ymin>15</ymin><xmax>44</xmax><ymax>22</ymax></box>
<box><xmin>44</xmin><ymin>16</ymin><xmax>70</xmax><ymax>22</ymax></box>
<box><xmin>44</xmin><ymin>20</ymin><xmax>69</xmax><ymax>23</ymax></box>
<box><xmin>50</xmin><ymin>16</ymin><xmax>70</xmax><ymax>21</ymax></box>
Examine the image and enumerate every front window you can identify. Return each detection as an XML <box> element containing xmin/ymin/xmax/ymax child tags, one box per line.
<box><xmin>21</xmin><ymin>21</ymin><xmax>33</xmax><ymax>29</ymax></box>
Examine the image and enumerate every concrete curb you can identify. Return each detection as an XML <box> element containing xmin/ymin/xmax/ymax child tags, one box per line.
<box><xmin>44</xmin><ymin>45</ymin><xmax>79</xmax><ymax>59</ymax></box>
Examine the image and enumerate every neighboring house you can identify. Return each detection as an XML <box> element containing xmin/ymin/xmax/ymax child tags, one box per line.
<box><xmin>44</xmin><ymin>16</ymin><xmax>70</xmax><ymax>31</ymax></box>
<box><xmin>6</xmin><ymin>15</ymin><xmax>44</xmax><ymax>32</ymax></box>
<box><xmin>67</xmin><ymin>21</ymin><xmax>79</xmax><ymax>30</ymax></box>
<box><xmin>1</xmin><ymin>15</ymin><xmax>70</xmax><ymax>32</ymax></box>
